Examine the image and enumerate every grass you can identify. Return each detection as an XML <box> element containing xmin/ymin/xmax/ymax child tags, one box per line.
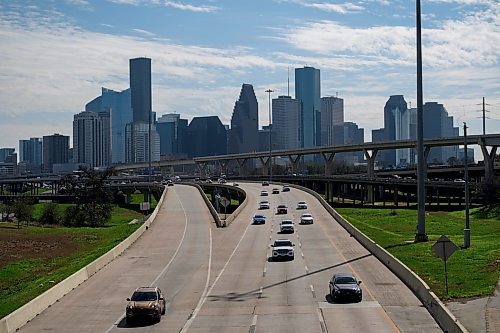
<box><xmin>0</xmin><ymin>206</ymin><xmax>143</xmax><ymax>319</ymax></box>
<box><xmin>336</xmin><ymin>206</ymin><xmax>500</xmax><ymax>300</ymax></box>
<box><xmin>129</xmin><ymin>193</ymin><xmax>158</xmax><ymax>208</ymax></box>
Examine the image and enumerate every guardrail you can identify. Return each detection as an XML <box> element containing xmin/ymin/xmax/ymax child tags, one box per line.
<box><xmin>290</xmin><ymin>183</ymin><xmax>468</xmax><ymax>333</ymax></box>
<box><xmin>0</xmin><ymin>187</ymin><xmax>168</xmax><ymax>333</ymax></box>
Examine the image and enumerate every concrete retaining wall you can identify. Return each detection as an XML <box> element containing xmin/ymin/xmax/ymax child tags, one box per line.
<box><xmin>0</xmin><ymin>187</ymin><xmax>168</xmax><ymax>333</ymax></box>
<box><xmin>180</xmin><ymin>182</ymin><xmax>223</xmax><ymax>227</ymax></box>
<box><xmin>291</xmin><ymin>183</ymin><xmax>468</xmax><ymax>333</ymax></box>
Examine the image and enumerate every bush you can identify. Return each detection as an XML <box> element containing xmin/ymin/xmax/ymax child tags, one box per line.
<box><xmin>39</xmin><ymin>202</ymin><xmax>61</xmax><ymax>225</ymax></box>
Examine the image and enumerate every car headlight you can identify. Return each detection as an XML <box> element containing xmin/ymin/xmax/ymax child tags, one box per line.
<box><xmin>273</xmin><ymin>251</ymin><xmax>278</xmax><ymax>256</ymax></box>
<box><xmin>355</xmin><ymin>289</ymin><xmax>361</xmax><ymax>293</ymax></box>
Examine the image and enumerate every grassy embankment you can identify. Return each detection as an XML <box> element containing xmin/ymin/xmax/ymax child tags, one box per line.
<box><xmin>336</xmin><ymin>206</ymin><xmax>500</xmax><ymax>300</ymax></box>
<box><xmin>0</xmin><ymin>205</ymin><xmax>144</xmax><ymax>319</ymax></box>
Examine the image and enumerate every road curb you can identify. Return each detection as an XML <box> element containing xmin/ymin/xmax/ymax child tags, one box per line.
<box><xmin>291</xmin><ymin>183</ymin><xmax>469</xmax><ymax>333</ymax></box>
<box><xmin>0</xmin><ymin>187</ymin><xmax>168</xmax><ymax>333</ymax></box>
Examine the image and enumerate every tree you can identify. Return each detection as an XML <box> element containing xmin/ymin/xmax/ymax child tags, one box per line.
<box><xmin>60</xmin><ymin>166</ymin><xmax>115</xmax><ymax>227</ymax></box>
<box><xmin>39</xmin><ymin>202</ymin><xmax>61</xmax><ymax>225</ymax></box>
<box><xmin>12</xmin><ymin>196</ymin><xmax>34</xmax><ymax>228</ymax></box>
<box><xmin>478</xmin><ymin>176</ymin><xmax>499</xmax><ymax>208</ymax></box>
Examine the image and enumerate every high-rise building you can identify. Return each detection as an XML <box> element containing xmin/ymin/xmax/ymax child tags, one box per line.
<box><xmin>295</xmin><ymin>66</ymin><xmax>321</xmax><ymax>148</ymax></box>
<box><xmin>73</xmin><ymin>111</ymin><xmax>110</xmax><ymax>168</ymax></box>
<box><xmin>19</xmin><ymin>138</ymin><xmax>42</xmax><ymax>173</ymax></box>
<box><xmin>157</xmin><ymin>113</ymin><xmax>188</xmax><ymax>158</ymax></box>
<box><xmin>423</xmin><ymin>102</ymin><xmax>459</xmax><ymax>164</ymax></box>
<box><xmin>228</xmin><ymin>84</ymin><xmax>259</xmax><ymax>154</ymax></box>
<box><xmin>272</xmin><ymin>96</ymin><xmax>301</xmax><ymax>150</ymax></box>
<box><xmin>86</xmin><ymin>88</ymin><xmax>132</xmax><ymax>164</ymax></box>
<box><xmin>321</xmin><ymin>96</ymin><xmax>344</xmax><ymax>146</ymax></box>
<box><xmin>125</xmin><ymin>122</ymin><xmax>160</xmax><ymax>163</ymax></box>
<box><xmin>130</xmin><ymin>57</ymin><xmax>152</xmax><ymax>123</ymax></box>
<box><xmin>0</xmin><ymin>148</ymin><xmax>15</xmax><ymax>163</ymax></box>
<box><xmin>185</xmin><ymin>116</ymin><xmax>227</xmax><ymax>157</ymax></box>
<box><xmin>43</xmin><ymin>134</ymin><xmax>69</xmax><ymax>173</ymax></box>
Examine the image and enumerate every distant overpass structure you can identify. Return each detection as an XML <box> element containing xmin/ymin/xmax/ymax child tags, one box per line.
<box><xmin>114</xmin><ymin>134</ymin><xmax>499</xmax><ymax>179</ymax></box>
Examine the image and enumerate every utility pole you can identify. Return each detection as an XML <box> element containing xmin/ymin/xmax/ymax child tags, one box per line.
<box><xmin>266</xmin><ymin>89</ymin><xmax>274</xmax><ymax>182</ymax></box>
<box><xmin>463</xmin><ymin>122</ymin><xmax>470</xmax><ymax>248</ymax></box>
<box><xmin>482</xmin><ymin>97</ymin><xmax>486</xmax><ymax>135</ymax></box>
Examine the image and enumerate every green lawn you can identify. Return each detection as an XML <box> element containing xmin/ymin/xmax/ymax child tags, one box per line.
<box><xmin>0</xmin><ymin>206</ymin><xmax>143</xmax><ymax>319</ymax></box>
<box><xmin>336</xmin><ymin>207</ymin><xmax>500</xmax><ymax>300</ymax></box>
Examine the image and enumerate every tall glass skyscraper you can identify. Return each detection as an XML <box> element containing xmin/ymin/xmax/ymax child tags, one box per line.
<box><xmin>42</xmin><ymin>134</ymin><xmax>69</xmax><ymax>173</ymax></box>
<box><xmin>272</xmin><ymin>96</ymin><xmax>300</xmax><ymax>150</ymax></box>
<box><xmin>295</xmin><ymin>66</ymin><xmax>321</xmax><ymax>148</ymax></box>
<box><xmin>19</xmin><ymin>138</ymin><xmax>42</xmax><ymax>173</ymax></box>
<box><xmin>228</xmin><ymin>84</ymin><xmax>259</xmax><ymax>154</ymax></box>
<box><xmin>130</xmin><ymin>57</ymin><xmax>152</xmax><ymax>123</ymax></box>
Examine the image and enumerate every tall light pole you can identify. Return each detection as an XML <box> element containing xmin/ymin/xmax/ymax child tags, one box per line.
<box><xmin>415</xmin><ymin>0</ymin><xmax>428</xmax><ymax>242</ymax></box>
<box><xmin>266</xmin><ymin>89</ymin><xmax>274</xmax><ymax>182</ymax></box>
<box><xmin>463</xmin><ymin>122</ymin><xmax>470</xmax><ymax>248</ymax></box>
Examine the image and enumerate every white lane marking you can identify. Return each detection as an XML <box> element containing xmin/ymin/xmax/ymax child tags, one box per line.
<box><xmin>258</xmin><ymin>286</ymin><xmax>263</xmax><ymax>299</ymax></box>
<box><xmin>179</xmin><ymin>218</ymin><xmax>252</xmax><ymax>332</ymax></box>
<box><xmin>104</xmin><ymin>187</ymin><xmax>189</xmax><ymax>333</ymax></box>
<box><xmin>317</xmin><ymin>308</ymin><xmax>327</xmax><ymax>333</ymax></box>
<box><xmin>310</xmin><ymin>284</ymin><xmax>316</xmax><ymax>299</ymax></box>
<box><xmin>305</xmin><ymin>265</ymin><xmax>309</xmax><ymax>275</ymax></box>
<box><xmin>179</xmin><ymin>228</ymin><xmax>212</xmax><ymax>333</ymax></box>
<box><xmin>301</xmin><ymin>252</ymin><xmax>304</xmax><ymax>259</ymax></box>
<box><xmin>263</xmin><ymin>266</ymin><xmax>267</xmax><ymax>277</ymax></box>
<box><xmin>249</xmin><ymin>314</ymin><xmax>258</xmax><ymax>333</ymax></box>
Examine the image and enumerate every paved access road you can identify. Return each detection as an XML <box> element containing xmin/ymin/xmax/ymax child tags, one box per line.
<box><xmin>17</xmin><ymin>183</ymin><xmax>442</xmax><ymax>332</ymax></box>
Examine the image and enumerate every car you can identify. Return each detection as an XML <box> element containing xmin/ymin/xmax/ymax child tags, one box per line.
<box><xmin>300</xmin><ymin>213</ymin><xmax>314</xmax><ymax>224</ymax></box>
<box><xmin>218</xmin><ymin>178</ymin><xmax>227</xmax><ymax>184</ymax></box>
<box><xmin>233</xmin><ymin>182</ymin><xmax>239</xmax><ymax>186</ymax></box>
<box><xmin>259</xmin><ymin>200</ymin><xmax>270</xmax><ymax>209</ymax></box>
<box><xmin>166</xmin><ymin>181</ymin><xmax>174</xmax><ymax>187</ymax></box>
<box><xmin>297</xmin><ymin>201</ymin><xmax>307</xmax><ymax>209</ymax></box>
<box><xmin>260</xmin><ymin>190</ymin><xmax>269</xmax><ymax>196</ymax></box>
<box><xmin>282</xmin><ymin>185</ymin><xmax>290</xmax><ymax>192</ymax></box>
<box><xmin>126</xmin><ymin>286</ymin><xmax>166</xmax><ymax>323</ymax></box>
<box><xmin>262</xmin><ymin>181</ymin><xmax>269</xmax><ymax>186</ymax></box>
<box><xmin>271</xmin><ymin>239</ymin><xmax>295</xmax><ymax>260</ymax></box>
<box><xmin>205</xmin><ymin>178</ymin><xmax>212</xmax><ymax>183</ymax></box>
<box><xmin>276</xmin><ymin>204</ymin><xmax>288</xmax><ymax>214</ymax></box>
<box><xmin>329</xmin><ymin>273</ymin><xmax>362</xmax><ymax>302</ymax></box>
<box><xmin>272</xmin><ymin>188</ymin><xmax>280</xmax><ymax>194</ymax></box>
<box><xmin>279</xmin><ymin>219</ymin><xmax>294</xmax><ymax>233</ymax></box>
<box><xmin>253</xmin><ymin>214</ymin><xmax>266</xmax><ymax>224</ymax></box>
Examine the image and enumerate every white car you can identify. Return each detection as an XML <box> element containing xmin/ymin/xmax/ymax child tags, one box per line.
<box><xmin>260</xmin><ymin>190</ymin><xmax>269</xmax><ymax>196</ymax></box>
<box><xmin>271</xmin><ymin>239</ymin><xmax>295</xmax><ymax>260</ymax></box>
<box><xmin>279</xmin><ymin>220</ymin><xmax>294</xmax><ymax>233</ymax></box>
<box><xmin>300</xmin><ymin>213</ymin><xmax>314</xmax><ymax>225</ymax></box>
<box><xmin>259</xmin><ymin>200</ymin><xmax>270</xmax><ymax>209</ymax></box>
<box><xmin>297</xmin><ymin>201</ymin><xmax>307</xmax><ymax>209</ymax></box>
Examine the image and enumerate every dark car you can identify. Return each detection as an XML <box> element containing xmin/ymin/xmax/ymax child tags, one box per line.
<box><xmin>276</xmin><ymin>204</ymin><xmax>288</xmax><ymax>214</ymax></box>
<box><xmin>329</xmin><ymin>273</ymin><xmax>362</xmax><ymax>302</ymax></box>
<box><xmin>272</xmin><ymin>188</ymin><xmax>280</xmax><ymax>194</ymax></box>
<box><xmin>126</xmin><ymin>286</ymin><xmax>166</xmax><ymax>323</ymax></box>
<box><xmin>253</xmin><ymin>214</ymin><xmax>266</xmax><ymax>224</ymax></box>
<box><xmin>262</xmin><ymin>181</ymin><xmax>269</xmax><ymax>186</ymax></box>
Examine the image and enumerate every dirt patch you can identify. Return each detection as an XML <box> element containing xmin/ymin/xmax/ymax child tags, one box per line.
<box><xmin>0</xmin><ymin>228</ymin><xmax>80</xmax><ymax>267</ymax></box>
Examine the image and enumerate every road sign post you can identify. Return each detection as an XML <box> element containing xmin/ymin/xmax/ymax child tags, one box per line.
<box><xmin>220</xmin><ymin>197</ymin><xmax>230</xmax><ymax>221</ymax></box>
<box><xmin>432</xmin><ymin>235</ymin><xmax>458</xmax><ymax>295</ymax></box>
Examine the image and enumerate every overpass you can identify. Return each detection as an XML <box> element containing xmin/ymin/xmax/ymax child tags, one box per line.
<box><xmin>114</xmin><ymin>134</ymin><xmax>500</xmax><ymax>180</ymax></box>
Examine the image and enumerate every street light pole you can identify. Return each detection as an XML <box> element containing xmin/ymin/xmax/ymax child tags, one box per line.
<box><xmin>266</xmin><ymin>89</ymin><xmax>274</xmax><ymax>183</ymax></box>
<box><xmin>463</xmin><ymin>122</ymin><xmax>470</xmax><ymax>248</ymax></box>
<box><xmin>415</xmin><ymin>0</ymin><xmax>428</xmax><ymax>242</ymax></box>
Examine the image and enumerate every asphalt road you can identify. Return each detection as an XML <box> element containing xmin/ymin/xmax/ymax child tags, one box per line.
<box><xmin>17</xmin><ymin>183</ymin><xmax>443</xmax><ymax>332</ymax></box>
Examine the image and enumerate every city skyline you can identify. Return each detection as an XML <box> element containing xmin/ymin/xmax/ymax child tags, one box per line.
<box><xmin>0</xmin><ymin>1</ymin><xmax>499</xmax><ymax>159</ymax></box>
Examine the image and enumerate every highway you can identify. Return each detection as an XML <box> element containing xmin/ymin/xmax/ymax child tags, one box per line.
<box><xmin>17</xmin><ymin>183</ymin><xmax>442</xmax><ymax>332</ymax></box>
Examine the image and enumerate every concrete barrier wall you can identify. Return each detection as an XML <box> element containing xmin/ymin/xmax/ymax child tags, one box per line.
<box><xmin>290</xmin><ymin>183</ymin><xmax>468</xmax><ymax>333</ymax></box>
<box><xmin>0</xmin><ymin>187</ymin><xmax>168</xmax><ymax>333</ymax></box>
<box><xmin>220</xmin><ymin>188</ymin><xmax>247</xmax><ymax>227</ymax></box>
<box><xmin>179</xmin><ymin>182</ymin><xmax>222</xmax><ymax>227</ymax></box>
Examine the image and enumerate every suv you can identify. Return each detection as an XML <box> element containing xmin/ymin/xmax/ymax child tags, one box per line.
<box><xmin>272</xmin><ymin>188</ymin><xmax>280</xmax><ymax>194</ymax></box>
<box><xmin>126</xmin><ymin>286</ymin><xmax>166</xmax><ymax>323</ymax></box>
<box><xmin>279</xmin><ymin>219</ymin><xmax>294</xmax><ymax>233</ymax></box>
<box><xmin>329</xmin><ymin>273</ymin><xmax>363</xmax><ymax>302</ymax></box>
<box><xmin>262</xmin><ymin>181</ymin><xmax>269</xmax><ymax>186</ymax></box>
<box><xmin>253</xmin><ymin>214</ymin><xmax>266</xmax><ymax>224</ymax></box>
<box><xmin>276</xmin><ymin>204</ymin><xmax>288</xmax><ymax>214</ymax></box>
<box><xmin>271</xmin><ymin>239</ymin><xmax>295</xmax><ymax>260</ymax></box>
<box><xmin>259</xmin><ymin>200</ymin><xmax>270</xmax><ymax>209</ymax></box>
<box><xmin>297</xmin><ymin>201</ymin><xmax>307</xmax><ymax>209</ymax></box>
<box><xmin>282</xmin><ymin>185</ymin><xmax>290</xmax><ymax>192</ymax></box>
<box><xmin>300</xmin><ymin>213</ymin><xmax>314</xmax><ymax>224</ymax></box>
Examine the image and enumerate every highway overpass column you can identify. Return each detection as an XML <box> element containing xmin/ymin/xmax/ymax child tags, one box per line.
<box><xmin>236</xmin><ymin>158</ymin><xmax>248</xmax><ymax>176</ymax></box>
<box><xmin>287</xmin><ymin>155</ymin><xmax>301</xmax><ymax>174</ymax></box>
<box><xmin>363</xmin><ymin>149</ymin><xmax>378</xmax><ymax>203</ymax></box>
<box><xmin>322</xmin><ymin>152</ymin><xmax>335</xmax><ymax>176</ymax></box>
<box><xmin>259</xmin><ymin>156</ymin><xmax>270</xmax><ymax>176</ymax></box>
<box><xmin>479</xmin><ymin>141</ymin><xmax>497</xmax><ymax>181</ymax></box>
<box><xmin>197</xmin><ymin>163</ymin><xmax>208</xmax><ymax>177</ymax></box>
<box><xmin>218</xmin><ymin>160</ymin><xmax>229</xmax><ymax>176</ymax></box>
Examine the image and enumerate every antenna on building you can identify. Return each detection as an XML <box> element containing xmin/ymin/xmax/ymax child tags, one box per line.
<box><xmin>287</xmin><ymin>66</ymin><xmax>290</xmax><ymax>97</ymax></box>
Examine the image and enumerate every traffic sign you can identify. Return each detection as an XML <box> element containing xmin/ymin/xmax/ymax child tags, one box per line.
<box><xmin>432</xmin><ymin>235</ymin><xmax>458</xmax><ymax>262</ymax></box>
<box><xmin>220</xmin><ymin>198</ymin><xmax>230</xmax><ymax>208</ymax></box>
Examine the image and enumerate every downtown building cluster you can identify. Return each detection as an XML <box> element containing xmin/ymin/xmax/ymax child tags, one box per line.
<box><xmin>0</xmin><ymin>62</ymin><xmax>467</xmax><ymax>176</ymax></box>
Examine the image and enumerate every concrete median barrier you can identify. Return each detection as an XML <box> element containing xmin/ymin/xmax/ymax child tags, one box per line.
<box><xmin>290</xmin><ymin>183</ymin><xmax>468</xmax><ymax>333</ymax></box>
<box><xmin>180</xmin><ymin>182</ymin><xmax>223</xmax><ymax>227</ymax></box>
<box><xmin>0</xmin><ymin>187</ymin><xmax>168</xmax><ymax>333</ymax></box>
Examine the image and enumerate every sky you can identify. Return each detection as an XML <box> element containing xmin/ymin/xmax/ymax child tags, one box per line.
<box><xmin>0</xmin><ymin>0</ymin><xmax>499</xmax><ymax>160</ymax></box>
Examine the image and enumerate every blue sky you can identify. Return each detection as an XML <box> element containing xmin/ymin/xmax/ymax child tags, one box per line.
<box><xmin>0</xmin><ymin>0</ymin><xmax>499</xmax><ymax>160</ymax></box>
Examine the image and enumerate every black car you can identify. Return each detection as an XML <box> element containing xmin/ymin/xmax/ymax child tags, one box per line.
<box><xmin>329</xmin><ymin>273</ymin><xmax>362</xmax><ymax>302</ymax></box>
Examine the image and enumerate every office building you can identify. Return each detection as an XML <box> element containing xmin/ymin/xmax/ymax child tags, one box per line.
<box><xmin>423</xmin><ymin>102</ymin><xmax>459</xmax><ymax>164</ymax></box>
<box><xmin>272</xmin><ymin>96</ymin><xmax>301</xmax><ymax>150</ymax></box>
<box><xmin>185</xmin><ymin>116</ymin><xmax>227</xmax><ymax>157</ymax></box>
<box><xmin>125</xmin><ymin>122</ymin><xmax>160</xmax><ymax>163</ymax></box>
<box><xmin>130</xmin><ymin>57</ymin><xmax>152</xmax><ymax>123</ymax></box>
<box><xmin>19</xmin><ymin>138</ymin><xmax>42</xmax><ymax>173</ymax></box>
<box><xmin>157</xmin><ymin>113</ymin><xmax>188</xmax><ymax>158</ymax></box>
<box><xmin>0</xmin><ymin>148</ymin><xmax>15</xmax><ymax>163</ymax></box>
<box><xmin>86</xmin><ymin>88</ymin><xmax>132</xmax><ymax>164</ymax></box>
<box><xmin>228</xmin><ymin>84</ymin><xmax>259</xmax><ymax>154</ymax></box>
<box><xmin>295</xmin><ymin>66</ymin><xmax>321</xmax><ymax>148</ymax></box>
<box><xmin>321</xmin><ymin>96</ymin><xmax>344</xmax><ymax>146</ymax></box>
<box><xmin>43</xmin><ymin>134</ymin><xmax>69</xmax><ymax>173</ymax></box>
<box><xmin>73</xmin><ymin>110</ymin><xmax>110</xmax><ymax>168</ymax></box>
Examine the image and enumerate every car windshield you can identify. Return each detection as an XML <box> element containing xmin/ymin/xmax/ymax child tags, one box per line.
<box><xmin>335</xmin><ymin>276</ymin><xmax>357</xmax><ymax>284</ymax></box>
<box><xmin>131</xmin><ymin>291</ymin><xmax>157</xmax><ymax>301</ymax></box>
<box><xmin>274</xmin><ymin>240</ymin><xmax>292</xmax><ymax>247</ymax></box>
<box><xmin>254</xmin><ymin>215</ymin><xmax>264</xmax><ymax>218</ymax></box>
<box><xmin>281</xmin><ymin>221</ymin><xmax>292</xmax><ymax>225</ymax></box>
<box><xmin>260</xmin><ymin>201</ymin><xmax>268</xmax><ymax>204</ymax></box>
<box><xmin>302</xmin><ymin>214</ymin><xmax>312</xmax><ymax>218</ymax></box>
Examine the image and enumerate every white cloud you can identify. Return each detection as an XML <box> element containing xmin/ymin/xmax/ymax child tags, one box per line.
<box><xmin>132</xmin><ymin>28</ymin><xmax>156</xmax><ymax>36</ymax></box>
<box><xmin>164</xmin><ymin>1</ymin><xmax>218</xmax><ymax>12</ymax></box>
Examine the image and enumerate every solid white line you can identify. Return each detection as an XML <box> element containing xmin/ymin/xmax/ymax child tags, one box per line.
<box><xmin>179</xmin><ymin>218</ymin><xmax>252</xmax><ymax>332</ymax></box>
<box><xmin>310</xmin><ymin>284</ymin><xmax>316</xmax><ymax>299</ymax></box>
<box><xmin>317</xmin><ymin>308</ymin><xmax>327</xmax><ymax>333</ymax></box>
<box><xmin>104</xmin><ymin>188</ymin><xmax>189</xmax><ymax>333</ymax></box>
<box><xmin>305</xmin><ymin>265</ymin><xmax>309</xmax><ymax>274</ymax></box>
<box><xmin>259</xmin><ymin>286</ymin><xmax>263</xmax><ymax>299</ymax></box>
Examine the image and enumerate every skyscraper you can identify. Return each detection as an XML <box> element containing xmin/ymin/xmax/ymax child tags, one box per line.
<box><xmin>73</xmin><ymin>111</ymin><xmax>110</xmax><ymax>168</ymax></box>
<box><xmin>157</xmin><ymin>113</ymin><xmax>188</xmax><ymax>158</ymax></box>
<box><xmin>19</xmin><ymin>138</ymin><xmax>43</xmax><ymax>173</ymax></box>
<box><xmin>423</xmin><ymin>102</ymin><xmax>459</xmax><ymax>164</ymax></box>
<box><xmin>272</xmin><ymin>96</ymin><xmax>301</xmax><ymax>150</ymax></box>
<box><xmin>320</xmin><ymin>96</ymin><xmax>344</xmax><ymax>146</ymax></box>
<box><xmin>130</xmin><ymin>58</ymin><xmax>152</xmax><ymax>123</ymax></box>
<box><xmin>185</xmin><ymin>116</ymin><xmax>227</xmax><ymax>157</ymax></box>
<box><xmin>43</xmin><ymin>134</ymin><xmax>69</xmax><ymax>173</ymax></box>
<box><xmin>295</xmin><ymin>66</ymin><xmax>321</xmax><ymax>148</ymax></box>
<box><xmin>228</xmin><ymin>84</ymin><xmax>259</xmax><ymax>154</ymax></box>
<box><xmin>86</xmin><ymin>87</ymin><xmax>132</xmax><ymax>164</ymax></box>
